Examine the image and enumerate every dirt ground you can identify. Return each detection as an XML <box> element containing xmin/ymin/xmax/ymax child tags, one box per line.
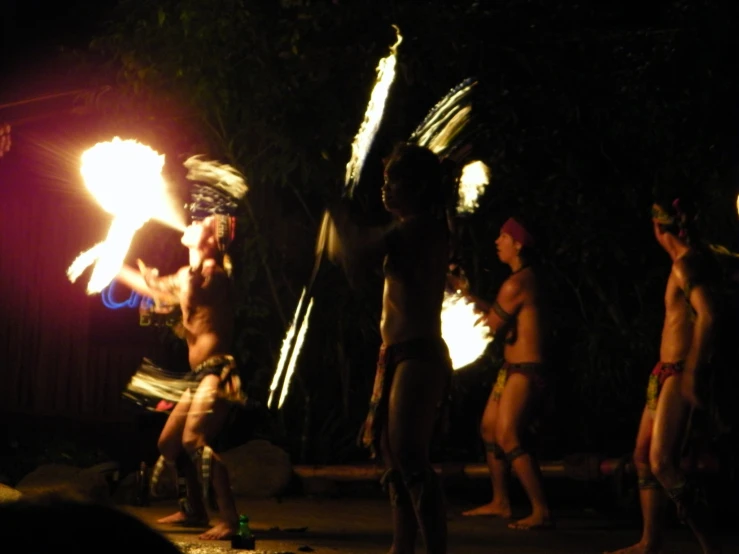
<box><xmin>125</xmin><ymin>496</ymin><xmax>736</xmax><ymax>554</ymax></box>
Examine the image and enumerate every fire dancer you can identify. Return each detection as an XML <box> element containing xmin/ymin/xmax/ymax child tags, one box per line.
<box><xmin>324</xmin><ymin>143</ymin><xmax>453</xmax><ymax>554</ymax></box>
<box><xmin>454</xmin><ymin>215</ymin><xmax>553</xmax><ymax>530</ymax></box>
<box><xmin>117</xmin><ymin>203</ymin><xmax>243</xmax><ymax>540</ymax></box>
<box><xmin>605</xmin><ymin>196</ymin><xmax>722</xmax><ymax>554</ymax></box>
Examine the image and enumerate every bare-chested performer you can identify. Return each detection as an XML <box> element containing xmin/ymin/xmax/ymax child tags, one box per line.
<box><xmin>452</xmin><ymin>216</ymin><xmax>553</xmax><ymax>530</ymax></box>
<box><xmin>605</xmin><ymin>197</ymin><xmax>722</xmax><ymax>554</ymax></box>
<box><xmin>117</xmin><ymin>212</ymin><xmax>244</xmax><ymax>540</ymax></box>
<box><xmin>324</xmin><ymin>143</ymin><xmax>453</xmax><ymax>554</ymax></box>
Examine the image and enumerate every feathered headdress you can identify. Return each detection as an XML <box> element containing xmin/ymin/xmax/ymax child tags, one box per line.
<box><xmin>184</xmin><ymin>155</ymin><xmax>248</xmax><ymax>220</ymax></box>
<box><xmin>183</xmin><ymin>156</ymin><xmax>248</xmax><ymax>274</ymax></box>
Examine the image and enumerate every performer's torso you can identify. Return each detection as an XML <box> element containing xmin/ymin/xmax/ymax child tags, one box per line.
<box><xmin>660</xmin><ymin>253</ymin><xmax>700</xmax><ymax>363</ymax></box>
<box><xmin>502</xmin><ymin>268</ymin><xmax>549</xmax><ymax>364</ymax></box>
<box><xmin>380</xmin><ymin>214</ymin><xmax>448</xmax><ymax>346</ymax></box>
<box><xmin>177</xmin><ymin>262</ymin><xmax>234</xmax><ymax>369</ymax></box>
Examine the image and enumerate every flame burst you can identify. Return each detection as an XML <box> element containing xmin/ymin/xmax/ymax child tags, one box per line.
<box><xmin>269</xmin><ymin>288</ymin><xmax>308</xmax><ymax>409</ymax></box>
<box><xmin>67</xmin><ymin>138</ymin><xmax>185</xmax><ymax>294</ymax></box>
<box><xmin>410</xmin><ymin>79</ymin><xmax>477</xmax><ymax>155</ymax></box>
<box><xmin>458</xmin><ymin>160</ymin><xmax>491</xmax><ymax>214</ymax></box>
<box><xmin>270</xmin><ymin>27</ymin><xmax>403</xmax><ymax>409</ymax></box>
<box><xmin>345</xmin><ymin>25</ymin><xmax>402</xmax><ymax>197</ymax></box>
<box><xmin>278</xmin><ymin>296</ymin><xmax>314</xmax><ymax>409</ymax></box>
<box><xmin>441</xmin><ymin>291</ymin><xmax>492</xmax><ymax>370</ymax></box>
<box><xmin>268</xmin><ymin>288</ymin><xmax>315</xmax><ymax>410</ymax></box>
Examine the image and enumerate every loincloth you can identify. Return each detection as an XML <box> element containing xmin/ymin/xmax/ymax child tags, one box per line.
<box><xmin>123</xmin><ymin>355</ymin><xmax>246</xmax><ymax>412</ymax></box>
<box><xmin>359</xmin><ymin>336</ymin><xmax>452</xmax><ymax>459</ymax></box>
<box><xmin>646</xmin><ymin>360</ymin><xmax>684</xmax><ymax>413</ymax></box>
<box><xmin>491</xmin><ymin>361</ymin><xmax>548</xmax><ymax>402</ymax></box>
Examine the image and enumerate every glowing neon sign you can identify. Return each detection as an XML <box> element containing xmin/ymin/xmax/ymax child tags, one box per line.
<box><xmin>101</xmin><ymin>280</ymin><xmax>145</xmax><ymax>309</ymax></box>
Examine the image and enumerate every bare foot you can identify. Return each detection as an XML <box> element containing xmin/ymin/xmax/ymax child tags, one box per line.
<box><xmin>157</xmin><ymin>511</ymin><xmax>208</xmax><ymax>527</ymax></box>
<box><xmin>603</xmin><ymin>542</ymin><xmax>662</xmax><ymax>554</ymax></box>
<box><xmin>199</xmin><ymin>520</ymin><xmax>239</xmax><ymax>540</ymax></box>
<box><xmin>462</xmin><ymin>501</ymin><xmax>512</xmax><ymax>518</ymax></box>
<box><xmin>507</xmin><ymin>512</ymin><xmax>554</xmax><ymax>530</ymax></box>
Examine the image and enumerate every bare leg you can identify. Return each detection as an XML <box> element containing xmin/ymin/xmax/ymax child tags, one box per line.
<box><xmin>462</xmin><ymin>392</ymin><xmax>511</xmax><ymax>518</ymax></box>
<box><xmin>651</xmin><ymin>377</ymin><xmax>720</xmax><ymax>554</ymax></box>
<box><xmin>388</xmin><ymin>359</ymin><xmax>449</xmax><ymax>554</ymax></box>
<box><xmin>182</xmin><ymin>375</ymin><xmax>238</xmax><ymax>540</ymax></box>
<box><xmin>155</xmin><ymin>389</ymin><xmax>208</xmax><ymax>525</ymax></box>
<box><xmin>381</xmin><ymin>431</ymin><xmax>418</xmax><ymax>554</ymax></box>
<box><xmin>495</xmin><ymin>373</ymin><xmax>551</xmax><ymax>530</ymax></box>
<box><xmin>605</xmin><ymin>408</ymin><xmax>664</xmax><ymax>554</ymax></box>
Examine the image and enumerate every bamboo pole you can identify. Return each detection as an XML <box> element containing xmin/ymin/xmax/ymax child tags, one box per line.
<box><xmin>293</xmin><ymin>453</ymin><xmax>719</xmax><ymax>482</ymax></box>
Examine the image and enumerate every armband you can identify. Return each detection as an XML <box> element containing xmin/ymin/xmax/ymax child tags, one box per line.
<box><xmin>490</xmin><ymin>301</ymin><xmax>513</xmax><ymax>323</ymax></box>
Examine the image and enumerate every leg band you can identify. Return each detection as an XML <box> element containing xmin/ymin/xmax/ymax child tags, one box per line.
<box><xmin>484</xmin><ymin>441</ymin><xmax>506</xmax><ymax>460</ymax></box>
<box><xmin>399</xmin><ymin>465</ymin><xmax>446</xmax><ymax>550</ymax></box>
<box><xmin>189</xmin><ymin>445</ymin><xmax>214</xmax><ymax>505</ymax></box>
<box><xmin>149</xmin><ymin>455</ymin><xmax>171</xmax><ymax>497</ymax></box>
<box><xmin>665</xmin><ymin>481</ymin><xmax>700</xmax><ymax>522</ymax></box>
<box><xmin>638</xmin><ymin>475</ymin><xmax>661</xmax><ymax>490</ymax></box>
<box><xmin>381</xmin><ymin>468</ymin><xmax>409</xmax><ymax>506</ymax></box>
<box><xmin>665</xmin><ymin>481</ymin><xmax>687</xmax><ymax>503</ymax></box>
<box><xmin>402</xmin><ymin>467</ymin><xmax>430</xmax><ymax>489</ymax></box>
<box><xmin>504</xmin><ymin>446</ymin><xmax>527</xmax><ymax>464</ymax></box>
<box><xmin>174</xmin><ymin>452</ymin><xmax>194</xmax><ymax>517</ymax></box>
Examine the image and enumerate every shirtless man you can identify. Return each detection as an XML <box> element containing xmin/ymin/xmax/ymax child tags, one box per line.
<box><xmin>605</xmin><ymin>197</ymin><xmax>721</xmax><ymax>554</ymax></box>
<box><xmin>455</xmin><ymin>216</ymin><xmax>553</xmax><ymax>530</ymax></box>
<box><xmin>326</xmin><ymin>143</ymin><xmax>452</xmax><ymax>554</ymax></box>
<box><xmin>117</xmin><ymin>213</ymin><xmax>242</xmax><ymax>540</ymax></box>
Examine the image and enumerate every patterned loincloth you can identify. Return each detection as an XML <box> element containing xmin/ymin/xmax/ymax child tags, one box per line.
<box><xmin>646</xmin><ymin>360</ymin><xmax>684</xmax><ymax>413</ymax></box>
<box><xmin>491</xmin><ymin>361</ymin><xmax>548</xmax><ymax>402</ymax></box>
<box><xmin>123</xmin><ymin>355</ymin><xmax>245</xmax><ymax>412</ymax></box>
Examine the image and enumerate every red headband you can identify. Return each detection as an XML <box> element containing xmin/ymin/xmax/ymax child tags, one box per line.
<box><xmin>501</xmin><ymin>217</ymin><xmax>535</xmax><ymax>247</ymax></box>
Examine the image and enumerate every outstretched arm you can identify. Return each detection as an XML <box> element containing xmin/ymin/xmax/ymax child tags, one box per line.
<box><xmin>321</xmin><ymin>203</ymin><xmax>398</xmax><ymax>270</ymax></box>
<box><xmin>116</xmin><ymin>261</ymin><xmax>181</xmax><ymax>306</ymax></box>
<box><xmin>450</xmin><ymin>267</ymin><xmax>523</xmax><ymax>335</ymax></box>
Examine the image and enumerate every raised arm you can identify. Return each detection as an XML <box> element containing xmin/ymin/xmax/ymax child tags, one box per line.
<box><xmin>321</xmin><ymin>203</ymin><xmax>398</xmax><ymax>270</ymax></box>
<box><xmin>116</xmin><ymin>260</ymin><xmax>182</xmax><ymax>306</ymax></box>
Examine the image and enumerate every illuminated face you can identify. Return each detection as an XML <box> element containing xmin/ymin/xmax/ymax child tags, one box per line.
<box><xmin>652</xmin><ymin>218</ymin><xmax>670</xmax><ymax>251</ymax></box>
<box><xmin>495</xmin><ymin>230</ymin><xmax>520</xmax><ymax>264</ymax></box>
<box><xmin>382</xmin><ymin>169</ymin><xmax>419</xmax><ymax>215</ymax></box>
<box><xmin>181</xmin><ymin>217</ymin><xmax>215</xmax><ymax>252</ymax></box>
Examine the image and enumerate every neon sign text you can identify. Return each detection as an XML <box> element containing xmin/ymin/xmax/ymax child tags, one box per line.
<box><xmin>101</xmin><ymin>280</ymin><xmax>146</xmax><ymax>309</ymax></box>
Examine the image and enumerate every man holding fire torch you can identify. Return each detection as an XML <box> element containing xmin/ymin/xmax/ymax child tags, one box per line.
<box><xmin>453</xmin><ymin>215</ymin><xmax>554</xmax><ymax>531</ymax></box>
<box><xmin>324</xmin><ymin>143</ymin><xmax>454</xmax><ymax>554</ymax></box>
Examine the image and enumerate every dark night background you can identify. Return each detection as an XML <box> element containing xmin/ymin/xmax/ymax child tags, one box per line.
<box><xmin>2</xmin><ymin>0</ymin><xmax>739</xmax><ymax>517</ymax></box>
